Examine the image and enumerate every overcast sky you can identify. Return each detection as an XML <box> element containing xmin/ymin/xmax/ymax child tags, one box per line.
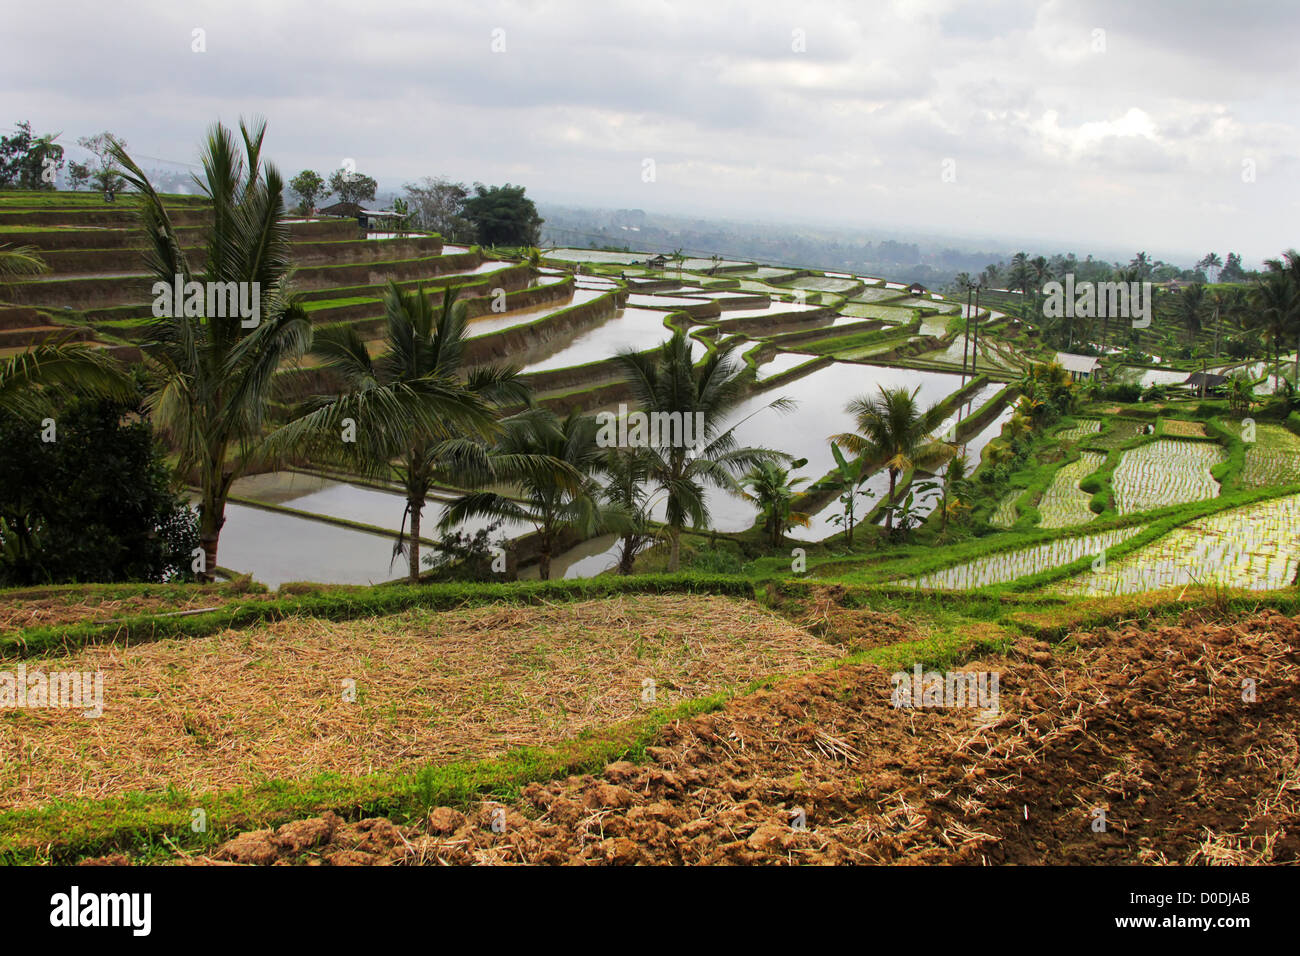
<box><xmin>3</xmin><ymin>0</ymin><xmax>1296</xmax><ymax>265</ymax></box>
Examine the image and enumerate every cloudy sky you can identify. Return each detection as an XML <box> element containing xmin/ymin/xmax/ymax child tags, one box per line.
<box><xmin>4</xmin><ymin>0</ymin><xmax>1296</xmax><ymax>264</ymax></box>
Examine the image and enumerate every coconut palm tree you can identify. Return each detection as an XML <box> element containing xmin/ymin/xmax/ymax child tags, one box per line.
<box><xmin>0</xmin><ymin>339</ymin><xmax>134</xmax><ymax>420</ymax></box>
<box><xmin>0</xmin><ymin>244</ymin><xmax>49</xmax><ymax>281</ymax></box>
<box><xmin>601</xmin><ymin>444</ymin><xmax>657</xmax><ymax>574</ymax></box>
<box><xmin>831</xmin><ymin>385</ymin><xmax>954</xmax><ymax>533</ymax></box>
<box><xmin>109</xmin><ymin>120</ymin><xmax>315</xmax><ymax>579</ymax></box>
<box><xmin>741</xmin><ymin>459</ymin><xmax>809</xmax><ymax>549</ymax></box>
<box><xmin>269</xmin><ymin>281</ymin><xmax>531</xmax><ymax>582</ymax></box>
<box><xmin>1263</xmin><ymin>249</ymin><xmax>1300</xmax><ymax>385</ymax></box>
<box><xmin>1008</xmin><ymin>252</ymin><xmax>1033</xmax><ymax>298</ymax></box>
<box><xmin>1198</xmin><ymin>252</ymin><xmax>1223</xmax><ymax>284</ymax></box>
<box><xmin>1174</xmin><ymin>283</ymin><xmax>1207</xmax><ymax>347</ymax></box>
<box><xmin>612</xmin><ymin>329</ymin><xmax>792</xmax><ymax>570</ymax></box>
<box><xmin>939</xmin><ymin>454</ymin><xmax>969</xmax><ymax>532</ymax></box>
<box><xmin>1249</xmin><ymin>272</ymin><xmax>1297</xmax><ymax>392</ymax></box>
<box><xmin>440</xmin><ymin>408</ymin><xmax>618</xmax><ymax>580</ymax></box>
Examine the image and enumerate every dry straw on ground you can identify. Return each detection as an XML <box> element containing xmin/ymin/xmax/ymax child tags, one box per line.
<box><xmin>0</xmin><ymin>594</ymin><xmax>838</xmax><ymax>809</ymax></box>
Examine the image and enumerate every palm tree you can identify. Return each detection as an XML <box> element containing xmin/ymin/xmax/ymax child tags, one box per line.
<box><xmin>1129</xmin><ymin>251</ymin><xmax>1152</xmax><ymax>279</ymax></box>
<box><xmin>109</xmin><ymin>120</ymin><xmax>314</xmax><ymax>579</ymax></box>
<box><xmin>601</xmin><ymin>444</ymin><xmax>657</xmax><ymax>574</ymax></box>
<box><xmin>1249</xmin><ymin>272</ymin><xmax>1296</xmax><ymax>392</ymax></box>
<box><xmin>1174</xmin><ymin>283</ymin><xmax>1207</xmax><ymax>347</ymax></box>
<box><xmin>1207</xmin><ymin>286</ymin><xmax>1230</xmax><ymax>363</ymax></box>
<box><xmin>1263</xmin><ymin>249</ymin><xmax>1300</xmax><ymax>385</ymax></box>
<box><xmin>1029</xmin><ymin>254</ymin><xmax>1052</xmax><ymax>317</ymax></box>
<box><xmin>0</xmin><ymin>339</ymin><xmax>135</xmax><ymax>420</ymax></box>
<box><xmin>1008</xmin><ymin>252</ymin><xmax>1033</xmax><ymax>299</ymax></box>
<box><xmin>832</xmin><ymin>385</ymin><xmax>954</xmax><ymax>533</ymax></box>
<box><xmin>742</xmin><ymin>459</ymin><xmax>809</xmax><ymax>549</ymax></box>
<box><xmin>269</xmin><ymin>282</ymin><xmax>530</xmax><ymax>582</ymax></box>
<box><xmin>1198</xmin><ymin>252</ymin><xmax>1223</xmax><ymax>284</ymax></box>
<box><xmin>939</xmin><ymin>454</ymin><xmax>969</xmax><ymax>532</ymax></box>
<box><xmin>441</xmin><ymin>409</ymin><xmax>617</xmax><ymax>580</ymax></box>
<box><xmin>612</xmin><ymin>330</ymin><xmax>792</xmax><ymax>570</ymax></box>
<box><xmin>0</xmin><ymin>244</ymin><xmax>50</xmax><ymax>281</ymax></box>
<box><xmin>671</xmin><ymin>247</ymin><xmax>686</xmax><ymax>279</ymax></box>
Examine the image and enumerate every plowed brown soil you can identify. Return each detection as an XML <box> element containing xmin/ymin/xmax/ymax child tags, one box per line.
<box><xmin>191</xmin><ymin>607</ymin><xmax>1300</xmax><ymax>866</ymax></box>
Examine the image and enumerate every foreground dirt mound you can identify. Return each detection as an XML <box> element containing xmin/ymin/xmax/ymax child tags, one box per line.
<box><xmin>203</xmin><ymin>609</ymin><xmax>1300</xmax><ymax>865</ymax></box>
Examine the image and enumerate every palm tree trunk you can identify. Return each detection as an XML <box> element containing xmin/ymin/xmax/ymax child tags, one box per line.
<box><xmin>407</xmin><ymin>497</ymin><xmax>422</xmax><ymax>584</ymax></box>
<box><xmin>885</xmin><ymin>470</ymin><xmax>897</xmax><ymax>532</ymax></box>
<box><xmin>539</xmin><ymin>538</ymin><xmax>552</xmax><ymax>580</ymax></box>
<box><xmin>198</xmin><ymin>498</ymin><xmax>222</xmax><ymax>584</ymax></box>
<box><xmin>668</xmin><ymin>528</ymin><xmax>681</xmax><ymax>572</ymax></box>
<box><xmin>618</xmin><ymin>535</ymin><xmax>636</xmax><ymax>574</ymax></box>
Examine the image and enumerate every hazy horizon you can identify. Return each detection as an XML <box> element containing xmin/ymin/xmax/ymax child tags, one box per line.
<box><xmin>5</xmin><ymin>0</ymin><xmax>1296</xmax><ymax>267</ymax></box>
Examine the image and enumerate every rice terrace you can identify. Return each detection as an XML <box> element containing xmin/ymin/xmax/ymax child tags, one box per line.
<box><xmin>1</xmin><ymin>3</ymin><xmax>1299</xmax><ymax>918</ymax></box>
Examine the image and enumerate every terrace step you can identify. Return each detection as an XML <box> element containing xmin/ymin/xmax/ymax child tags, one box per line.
<box><xmin>0</xmin><ymin>324</ymin><xmax>95</xmax><ymax>348</ymax></box>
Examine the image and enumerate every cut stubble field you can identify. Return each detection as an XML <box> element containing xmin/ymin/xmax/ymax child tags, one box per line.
<box><xmin>0</xmin><ymin>595</ymin><xmax>839</xmax><ymax>810</ymax></box>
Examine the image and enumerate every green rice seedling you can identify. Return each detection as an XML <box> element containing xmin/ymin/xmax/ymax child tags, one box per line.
<box><xmin>1038</xmin><ymin>452</ymin><xmax>1107</xmax><ymax>528</ymax></box>
<box><xmin>1112</xmin><ymin>439</ymin><xmax>1225</xmax><ymax>514</ymax></box>
<box><xmin>1052</xmin><ymin>493</ymin><xmax>1300</xmax><ymax>596</ymax></box>
<box><xmin>902</xmin><ymin>526</ymin><xmax>1146</xmax><ymax>591</ymax></box>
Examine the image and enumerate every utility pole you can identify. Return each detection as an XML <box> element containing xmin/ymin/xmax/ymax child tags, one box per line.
<box><xmin>961</xmin><ymin>281</ymin><xmax>973</xmax><ymax>380</ymax></box>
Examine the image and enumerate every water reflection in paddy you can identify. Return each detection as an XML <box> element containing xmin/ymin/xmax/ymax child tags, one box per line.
<box><xmin>656</xmin><ymin>362</ymin><xmax>963</xmax><ymax>533</ymax></box>
<box><xmin>466</xmin><ymin>288</ymin><xmax>606</xmax><ymax>338</ymax></box>
<box><xmin>522</xmin><ymin>307</ymin><xmax>700</xmax><ymax>373</ymax></box>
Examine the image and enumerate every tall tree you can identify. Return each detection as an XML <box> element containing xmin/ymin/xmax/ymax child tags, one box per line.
<box><xmin>403</xmin><ymin>176</ymin><xmax>471</xmax><ymax>239</ymax></box>
<box><xmin>78</xmin><ymin>132</ymin><xmax>128</xmax><ymax>198</ymax></box>
<box><xmin>612</xmin><ymin>330</ymin><xmax>791</xmax><ymax>571</ymax></box>
<box><xmin>110</xmin><ymin>119</ymin><xmax>313</xmax><ymax>579</ymax></box>
<box><xmin>463</xmin><ymin>183</ymin><xmax>543</xmax><ymax>247</ymax></box>
<box><xmin>1174</xmin><ymin>283</ymin><xmax>1207</xmax><ymax>346</ymax></box>
<box><xmin>269</xmin><ymin>282</ymin><xmax>531</xmax><ymax>582</ymax></box>
<box><xmin>832</xmin><ymin>386</ymin><xmax>954</xmax><ymax>533</ymax></box>
<box><xmin>327</xmin><ymin>167</ymin><xmax>377</xmax><ymax>206</ymax></box>
<box><xmin>1262</xmin><ymin>249</ymin><xmax>1300</xmax><ymax>385</ymax></box>
<box><xmin>288</xmin><ymin>169</ymin><xmax>325</xmax><ymax>213</ymax></box>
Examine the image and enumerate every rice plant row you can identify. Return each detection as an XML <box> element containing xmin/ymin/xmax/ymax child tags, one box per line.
<box><xmin>989</xmin><ymin>489</ymin><xmax>1019</xmax><ymax>528</ymax></box>
<box><xmin>1112</xmin><ymin>439</ymin><xmax>1225</xmax><ymax>514</ymax></box>
<box><xmin>902</xmin><ymin>525</ymin><xmax>1146</xmax><ymax>591</ymax></box>
<box><xmin>1056</xmin><ymin>419</ymin><xmax>1102</xmax><ymax>442</ymax></box>
<box><xmin>1241</xmin><ymin>424</ymin><xmax>1300</xmax><ymax>488</ymax></box>
<box><xmin>1038</xmin><ymin>451</ymin><xmax>1107</xmax><ymax>528</ymax></box>
<box><xmin>1088</xmin><ymin>419</ymin><xmax>1150</xmax><ymax>449</ymax></box>
<box><xmin>1051</xmin><ymin>493</ymin><xmax>1300</xmax><ymax>596</ymax></box>
<box><xmin>1160</xmin><ymin>419</ymin><xmax>1207</xmax><ymax>438</ymax></box>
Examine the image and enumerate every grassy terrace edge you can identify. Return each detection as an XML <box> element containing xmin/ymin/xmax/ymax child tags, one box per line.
<box><xmin>0</xmin><ymin>574</ymin><xmax>763</xmax><ymax>660</ymax></box>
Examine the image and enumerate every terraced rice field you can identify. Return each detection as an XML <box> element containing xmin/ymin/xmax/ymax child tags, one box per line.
<box><xmin>1241</xmin><ymin>424</ymin><xmax>1300</xmax><ymax>488</ymax></box>
<box><xmin>902</xmin><ymin>526</ymin><xmax>1146</xmax><ymax>590</ymax></box>
<box><xmin>1052</xmin><ymin>494</ymin><xmax>1300</xmax><ymax>596</ymax></box>
<box><xmin>837</xmin><ymin>303</ymin><xmax>916</xmax><ymax>322</ymax></box>
<box><xmin>1089</xmin><ymin>419</ymin><xmax>1150</xmax><ymax>449</ymax></box>
<box><xmin>788</xmin><ymin>275</ymin><xmax>861</xmax><ymax>294</ymax></box>
<box><xmin>1160</xmin><ymin>419</ymin><xmax>1207</xmax><ymax>438</ymax></box>
<box><xmin>1037</xmin><ymin>452</ymin><xmax>1106</xmax><ymax>528</ymax></box>
<box><xmin>990</xmin><ymin>490</ymin><xmax>1020</xmax><ymax>528</ymax></box>
<box><xmin>849</xmin><ymin>287</ymin><xmax>905</xmax><ymax>303</ymax></box>
<box><xmin>1112</xmin><ymin>439</ymin><xmax>1225</xmax><ymax>514</ymax></box>
<box><xmin>1056</xmin><ymin>419</ymin><xmax>1102</xmax><ymax>442</ymax></box>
